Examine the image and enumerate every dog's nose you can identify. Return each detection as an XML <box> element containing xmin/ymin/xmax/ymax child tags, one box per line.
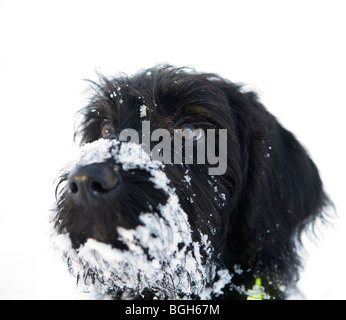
<box><xmin>68</xmin><ymin>164</ymin><xmax>119</xmax><ymax>203</ymax></box>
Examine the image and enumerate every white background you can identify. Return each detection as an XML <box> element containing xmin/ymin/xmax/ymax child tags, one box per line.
<box><xmin>0</xmin><ymin>0</ymin><xmax>345</xmax><ymax>299</ymax></box>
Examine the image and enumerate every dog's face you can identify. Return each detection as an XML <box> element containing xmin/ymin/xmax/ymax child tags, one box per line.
<box><xmin>53</xmin><ymin>66</ymin><xmax>328</xmax><ymax>299</ymax></box>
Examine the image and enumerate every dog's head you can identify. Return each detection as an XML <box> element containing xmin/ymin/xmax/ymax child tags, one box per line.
<box><xmin>53</xmin><ymin>66</ymin><xmax>328</xmax><ymax>299</ymax></box>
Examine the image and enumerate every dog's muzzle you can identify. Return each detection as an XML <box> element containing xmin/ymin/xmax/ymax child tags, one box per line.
<box><xmin>53</xmin><ymin>139</ymin><xmax>220</xmax><ymax>298</ymax></box>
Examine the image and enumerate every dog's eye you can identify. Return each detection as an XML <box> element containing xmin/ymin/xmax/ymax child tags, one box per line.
<box><xmin>179</xmin><ymin>125</ymin><xmax>204</xmax><ymax>141</ymax></box>
<box><xmin>101</xmin><ymin>121</ymin><xmax>115</xmax><ymax>138</ymax></box>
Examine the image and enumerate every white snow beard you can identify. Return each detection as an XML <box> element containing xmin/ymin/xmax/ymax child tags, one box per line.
<box><xmin>53</xmin><ymin>139</ymin><xmax>218</xmax><ymax>299</ymax></box>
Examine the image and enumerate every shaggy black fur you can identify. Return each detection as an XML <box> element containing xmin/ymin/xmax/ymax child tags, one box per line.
<box><xmin>53</xmin><ymin>65</ymin><xmax>329</xmax><ymax>299</ymax></box>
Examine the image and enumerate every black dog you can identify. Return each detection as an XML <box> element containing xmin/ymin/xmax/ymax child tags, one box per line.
<box><xmin>53</xmin><ymin>66</ymin><xmax>329</xmax><ymax>299</ymax></box>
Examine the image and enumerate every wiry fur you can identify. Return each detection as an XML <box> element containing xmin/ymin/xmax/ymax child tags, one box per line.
<box><xmin>53</xmin><ymin>66</ymin><xmax>329</xmax><ymax>299</ymax></box>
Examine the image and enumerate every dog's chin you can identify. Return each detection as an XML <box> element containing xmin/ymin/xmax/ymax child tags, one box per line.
<box><xmin>52</xmin><ymin>196</ymin><xmax>217</xmax><ymax>299</ymax></box>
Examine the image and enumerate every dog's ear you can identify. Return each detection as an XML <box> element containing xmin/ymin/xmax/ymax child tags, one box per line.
<box><xmin>220</xmin><ymin>85</ymin><xmax>329</xmax><ymax>290</ymax></box>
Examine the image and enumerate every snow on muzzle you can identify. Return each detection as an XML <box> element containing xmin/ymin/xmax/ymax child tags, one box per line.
<box><xmin>52</xmin><ymin>139</ymin><xmax>217</xmax><ymax>298</ymax></box>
